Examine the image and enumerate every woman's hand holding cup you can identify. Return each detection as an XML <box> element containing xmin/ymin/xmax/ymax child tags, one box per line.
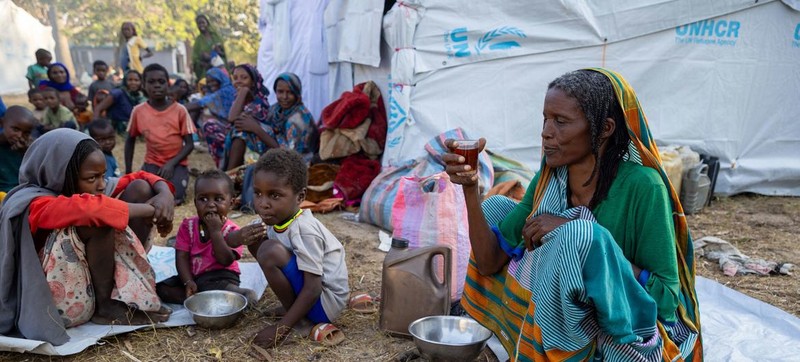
<box><xmin>443</xmin><ymin>138</ymin><xmax>485</xmax><ymax>187</ymax></box>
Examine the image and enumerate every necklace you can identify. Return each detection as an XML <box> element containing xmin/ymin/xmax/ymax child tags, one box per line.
<box><xmin>273</xmin><ymin>209</ymin><xmax>303</xmax><ymax>233</ymax></box>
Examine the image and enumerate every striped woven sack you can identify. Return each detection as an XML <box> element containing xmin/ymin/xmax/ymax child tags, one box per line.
<box><xmin>391</xmin><ymin>172</ymin><xmax>471</xmax><ymax>302</ymax></box>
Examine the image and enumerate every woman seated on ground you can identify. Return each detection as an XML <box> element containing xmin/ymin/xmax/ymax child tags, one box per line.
<box><xmin>222</xmin><ymin>64</ymin><xmax>272</xmax><ymax>170</ymax></box>
<box><xmin>93</xmin><ymin>70</ymin><xmax>147</xmax><ymax>134</ymax></box>
<box><xmin>38</xmin><ymin>63</ymin><xmax>81</xmax><ymax>111</ymax></box>
<box><xmin>169</xmin><ymin>78</ymin><xmax>193</xmax><ymax>105</ymax></box>
<box><xmin>446</xmin><ymin>69</ymin><xmax>701</xmax><ymax>360</ymax></box>
<box><xmin>264</xmin><ymin>73</ymin><xmax>317</xmax><ymax>162</ymax></box>
<box><xmin>0</xmin><ymin>129</ymin><xmax>174</xmax><ymax>345</ymax></box>
<box><xmin>185</xmin><ymin>67</ymin><xmax>236</xmax><ymax>167</ymax></box>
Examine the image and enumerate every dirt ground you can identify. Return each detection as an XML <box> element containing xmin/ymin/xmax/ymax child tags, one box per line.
<box><xmin>0</xmin><ymin>102</ymin><xmax>797</xmax><ymax>360</ymax></box>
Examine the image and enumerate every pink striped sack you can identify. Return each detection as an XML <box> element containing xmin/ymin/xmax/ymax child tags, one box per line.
<box><xmin>391</xmin><ymin>171</ymin><xmax>471</xmax><ymax>303</ymax></box>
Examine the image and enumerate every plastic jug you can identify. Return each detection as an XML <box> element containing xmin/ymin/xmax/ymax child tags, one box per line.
<box><xmin>680</xmin><ymin>163</ymin><xmax>711</xmax><ymax>214</ymax></box>
<box><xmin>659</xmin><ymin>149</ymin><xmax>683</xmax><ymax>193</ymax></box>
<box><xmin>379</xmin><ymin>238</ymin><xmax>451</xmax><ymax>337</ymax></box>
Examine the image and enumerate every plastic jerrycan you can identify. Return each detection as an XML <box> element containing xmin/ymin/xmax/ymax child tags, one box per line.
<box><xmin>379</xmin><ymin>238</ymin><xmax>452</xmax><ymax>337</ymax></box>
<box><xmin>680</xmin><ymin>163</ymin><xmax>711</xmax><ymax>215</ymax></box>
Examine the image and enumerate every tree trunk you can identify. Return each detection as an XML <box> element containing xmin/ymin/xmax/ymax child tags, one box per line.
<box><xmin>47</xmin><ymin>3</ymin><xmax>76</xmax><ymax>78</ymax></box>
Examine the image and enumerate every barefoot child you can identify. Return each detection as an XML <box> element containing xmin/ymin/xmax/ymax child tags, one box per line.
<box><xmin>118</xmin><ymin>22</ymin><xmax>153</xmax><ymax>73</ymax></box>
<box><xmin>0</xmin><ymin>129</ymin><xmax>174</xmax><ymax>345</ymax></box>
<box><xmin>241</xmin><ymin>149</ymin><xmax>349</xmax><ymax>347</ymax></box>
<box><xmin>28</xmin><ymin>88</ymin><xmax>47</xmax><ymax>122</ymax></box>
<box><xmin>0</xmin><ymin>106</ymin><xmax>36</xmax><ymax>194</ymax></box>
<box><xmin>125</xmin><ymin>63</ymin><xmax>195</xmax><ymax>205</ymax></box>
<box><xmin>87</xmin><ymin>118</ymin><xmax>119</xmax><ymax>179</ymax></box>
<box><xmin>73</xmin><ymin>93</ymin><xmax>93</xmax><ymax>129</ymax></box>
<box><xmin>41</xmin><ymin>87</ymin><xmax>77</xmax><ymax>131</ymax></box>
<box><xmin>25</xmin><ymin>49</ymin><xmax>51</xmax><ymax>89</ymax></box>
<box><xmin>88</xmin><ymin>60</ymin><xmax>115</xmax><ymax>105</ymax></box>
<box><xmin>156</xmin><ymin>169</ymin><xmax>259</xmax><ymax>304</ymax></box>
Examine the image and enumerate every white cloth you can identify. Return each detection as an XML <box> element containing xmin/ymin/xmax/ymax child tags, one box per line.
<box><xmin>258</xmin><ymin>0</ymin><xmax>331</xmax><ymax>120</ymax></box>
<box><xmin>264</xmin><ymin>0</ymin><xmax>290</xmax><ymax>67</ymax></box>
<box><xmin>324</xmin><ymin>0</ymin><xmax>383</xmax><ymax>67</ymax></box>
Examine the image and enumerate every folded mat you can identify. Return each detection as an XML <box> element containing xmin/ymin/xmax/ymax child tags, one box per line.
<box><xmin>0</xmin><ymin>246</ymin><xmax>268</xmax><ymax>356</ymax></box>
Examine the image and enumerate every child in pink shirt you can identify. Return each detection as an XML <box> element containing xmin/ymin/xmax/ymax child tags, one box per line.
<box><xmin>156</xmin><ymin>169</ymin><xmax>264</xmax><ymax>303</ymax></box>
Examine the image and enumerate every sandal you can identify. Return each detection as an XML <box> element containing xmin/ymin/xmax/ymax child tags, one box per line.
<box><xmin>348</xmin><ymin>293</ymin><xmax>378</xmax><ymax>314</ymax></box>
<box><xmin>309</xmin><ymin>323</ymin><xmax>345</xmax><ymax>346</ymax></box>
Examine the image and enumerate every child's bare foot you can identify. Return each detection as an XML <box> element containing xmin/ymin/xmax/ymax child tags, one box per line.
<box><xmin>224</xmin><ymin>285</ymin><xmax>259</xmax><ymax>305</ymax></box>
<box><xmin>262</xmin><ymin>305</ymin><xmax>286</xmax><ymax>319</ymax></box>
<box><xmin>242</xmin><ymin>289</ymin><xmax>259</xmax><ymax>305</ymax></box>
<box><xmin>91</xmin><ymin>300</ymin><xmax>171</xmax><ymax>325</ymax></box>
<box><xmin>252</xmin><ymin>320</ymin><xmax>311</xmax><ymax>348</ymax></box>
<box><xmin>145</xmin><ymin>306</ymin><xmax>173</xmax><ymax>322</ymax></box>
<box><xmin>253</xmin><ymin>324</ymin><xmax>292</xmax><ymax>348</ymax></box>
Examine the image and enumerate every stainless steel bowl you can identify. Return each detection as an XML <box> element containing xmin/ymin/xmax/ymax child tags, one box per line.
<box><xmin>183</xmin><ymin>290</ymin><xmax>247</xmax><ymax>329</ymax></box>
<box><xmin>408</xmin><ymin>316</ymin><xmax>492</xmax><ymax>362</ymax></box>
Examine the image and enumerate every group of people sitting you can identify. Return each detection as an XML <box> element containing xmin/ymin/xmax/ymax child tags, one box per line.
<box><xmin>1</xmin><ymin>30</ymin><xmax>344</xmax><ymax>348</ymax></box>
<box><xmin>10</xmin><ymin>45</ymin><xmax>317</xmax><ymax>207</ymax></box>
<box><xmin>2</xmin><ymin>47</ymin><xmax>703</xmax><ymax>360</ymax></box>
<box><xmin>2</xmin><ymin>57</ymin><xmax>345</xmax><ymax>350</ymax></box>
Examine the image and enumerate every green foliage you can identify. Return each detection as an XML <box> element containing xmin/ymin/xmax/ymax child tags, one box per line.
<box><xmin>12</xmin><ymin>0</ymin><xmax>260</xmax><ymax>64</ymax></box>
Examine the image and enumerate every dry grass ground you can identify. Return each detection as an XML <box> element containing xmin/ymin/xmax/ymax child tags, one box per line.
<box><xmin>0</xmin><ymin>98</ymin><xmax>797</xmax><ymax>360</ymax></box>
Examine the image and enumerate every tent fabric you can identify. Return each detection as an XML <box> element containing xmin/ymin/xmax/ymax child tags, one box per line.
<box><xmin>380</xmin><ymin>0</ymin><xmax>800</xmax><ymax>195</ymax></box>
<box><xmin>0</xmin><ymin>0</ymin><xmax>56</xmax><ymax>94</ymax></box>
<box><xmin>258</xmin><ymin>0</ymin><xmax>331</xmax><ymax>120</ymax></box>
<box><xmin>409</xmin><ymin>0</ymin><xmax>767</xmax><ymax>73</ymax></box>
<box><xmin>324</xmin><ymin>0</ymin><xmax>383</xmax><ymax>67</ymax></box>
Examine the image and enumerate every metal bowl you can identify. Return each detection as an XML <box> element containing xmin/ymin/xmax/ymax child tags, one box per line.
<box><xmin>183</xmin><ymin>290</ymin><xmax>247</xmax><ymax>329</ymax></box>
<box><xmin>408</xmin><ymin>316</ymin><xmax>492</xmax><ymax>362</ymax></box>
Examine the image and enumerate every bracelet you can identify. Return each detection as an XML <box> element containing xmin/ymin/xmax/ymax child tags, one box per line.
<box><xmin>183</xmin><ymin>280</ymin><xmax>193</xmax><ymax>286</ymax></box>
<box><xmin>636</xmin><ymin>269</ymin><xmax>650</xmax><ymax>288</ymax></box>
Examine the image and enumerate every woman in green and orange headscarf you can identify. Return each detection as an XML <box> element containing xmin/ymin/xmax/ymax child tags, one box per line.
<box><xmin>192</xmin><ymin>14</ymin><xmax>227</xmax><ymax>82</ymax></box>
<box><xmin>444</xmin><ymin>69</ymin><xmax>701</xmax><ymax>361</ymax></box>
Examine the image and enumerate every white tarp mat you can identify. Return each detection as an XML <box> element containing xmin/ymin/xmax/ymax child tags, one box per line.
<box><xmin>0</xmin><ymin>0</ymin><xmax>55</xmax><ymax>94</ymax></box>
<box><xmin>485</xmin><ymin>276</ymin><xmax>800</xmax><ymax>361</ymax></box>
<box><xmin>0</xmin><ymin>246</ymin><xmax>268</xmax><ymax>356</ymax></box>
<box><xmin>697</xmin><ymin>276</ymin><xmax>800</xmax><ymax>361</ymax></box>
<box><xmin>382</xmin><ymin>0</ymin><xmax>800</xmax><ymax>195</ymax></box>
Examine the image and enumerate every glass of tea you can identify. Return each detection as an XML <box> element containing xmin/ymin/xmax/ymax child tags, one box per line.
<box><xmin>452</xmin><ymin>139</ymin><xmax>480</xmax><ymax>171</ymax></box>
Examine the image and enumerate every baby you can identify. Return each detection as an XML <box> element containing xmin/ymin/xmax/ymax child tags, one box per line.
<box><xmin>156</xmin><ymin>169</ymin><xmax>259</xmax><ymax>303</ymax></box>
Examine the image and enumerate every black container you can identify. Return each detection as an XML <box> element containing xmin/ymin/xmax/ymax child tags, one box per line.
<box><xmin>700</xmin><ymin>154</ymin><xmax>720</xmax><ymax>207</ymax></box>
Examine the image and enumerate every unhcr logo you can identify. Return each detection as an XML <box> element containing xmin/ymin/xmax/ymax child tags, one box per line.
<box><xmin>794</xmin><ymin>23</ymin><xmax>800</xmax><ymax>48</ymax></box>
<box><xmin>445</xmin><ymin>26</ymin><xmax>526</xmax><ymax>58</ymax></box>
<box><xmin>675</xmin><ymin>19</ymin><xmax>740</xmax><ymax>47</ymax></box>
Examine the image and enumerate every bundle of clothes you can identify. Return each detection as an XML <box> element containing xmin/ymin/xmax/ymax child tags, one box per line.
<box><xmin>305</xmin><ymin>81</ymin><xmax>387</xmax><ymax>210</ymax></box>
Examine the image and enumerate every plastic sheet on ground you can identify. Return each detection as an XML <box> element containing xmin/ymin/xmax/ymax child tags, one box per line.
<box><xmin>0</xmin><ymin>246</ymin><xmax>268</xmax><ymax>356</ymax></box>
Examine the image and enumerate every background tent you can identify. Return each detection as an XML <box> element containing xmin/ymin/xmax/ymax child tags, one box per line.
<box><xmin>257</xmin><ymin>0</ymin><xmax>331</xmax><ymax>120</ymax></box>
<box><xmin>312</xmin><ymin>0</ymin><xmax>800</xmax><ymax>196</ymax></box>
<box><xmin>382</xmin><ymin>0</ymin><xmax>800</xmax><ymax>196</ymax></box>
<box><xmin>0</xmin><ymin>0</ymin><xmax>56</xmax><ymax>94</ymax></box>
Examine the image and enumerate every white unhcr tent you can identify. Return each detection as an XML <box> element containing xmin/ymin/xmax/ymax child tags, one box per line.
<box><xmin>375</xmin><ymin>0</ymin><xmax>800</xmax><ymax>196</ymax></box>
<box><xmin>302</xmin><ymin>0</ymin><xmax>800</xmax><ymax>360</ymax></box>
<box><xmin>0</xmin><ymin>0</ymin><xmax>55</xmax><ymax>95</ymax></box>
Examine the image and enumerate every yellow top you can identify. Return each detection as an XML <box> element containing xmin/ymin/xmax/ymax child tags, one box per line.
<box><xmin>127</xmin><ymin>36</ymin><xmax>149</xmax><ymax>73</ymax></box>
